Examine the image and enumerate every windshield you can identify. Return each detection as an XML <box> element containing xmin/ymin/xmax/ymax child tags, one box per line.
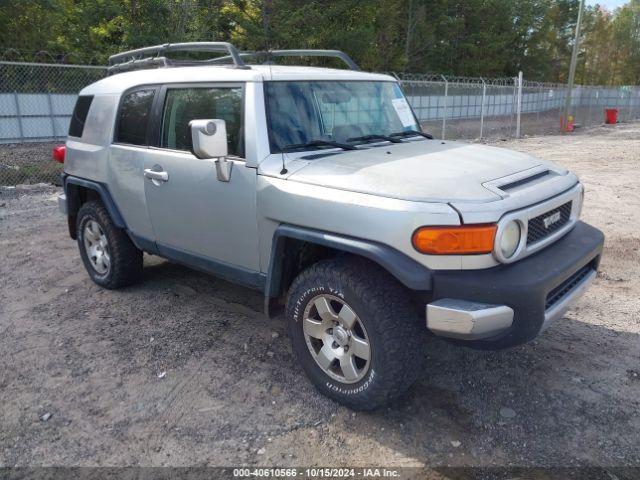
<box><xmin>264</xmin><ymin>81</ymin><xmax>420</xmax><ymax>153</ymax></box>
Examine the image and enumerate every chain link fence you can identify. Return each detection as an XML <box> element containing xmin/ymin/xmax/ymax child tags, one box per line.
<box><xmin>398</xmin><ymin>73</ymin><xmax>640</xmax><ymax>140</ymax></box>
<box><xmin>1</xmin><ymin>60</ymin><xmax>639</xmax><ymax>186</ymax></box>
<box><xmin>0</xmin><ymin>61</ymin><xmax>106</xmax><ymax>185</ymax></box>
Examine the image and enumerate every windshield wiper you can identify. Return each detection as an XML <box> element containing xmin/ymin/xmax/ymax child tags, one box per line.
<box><xmin>389</xmin><ymin>129</ymin><xmax>434</xmax><ymax>140</ymax></box>
<box><xmin>347</xmin><ymin>134</ymin><xmax>402</xmax><ymax>144</ymax></box>
<box><xmin>282</xmin><ymin>139</ymin><xmax>357</xmax><ymax>152</ymax></box>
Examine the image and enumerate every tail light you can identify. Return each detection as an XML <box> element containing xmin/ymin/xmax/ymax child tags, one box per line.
<box><xmin>52</xmin><ymin>145</ymin><xmax>66</xmax><ymax>163</ymax></box>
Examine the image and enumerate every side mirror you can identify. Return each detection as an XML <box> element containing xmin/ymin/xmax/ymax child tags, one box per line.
<box><xmin>189</xmin><ymin>119</ymin><xmax>232</xmax><ymax>182</ymax></box>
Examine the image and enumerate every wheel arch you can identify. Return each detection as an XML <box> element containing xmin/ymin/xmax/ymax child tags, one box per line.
<box><xmin>264</xmin><ymin>224</ymin><xmax>432</xmax><ymax>316</ymax></box>
<box><xmin>63</xmin><ymin>175</ymin><xmax>127</xmax><ymax>239</ymax></box>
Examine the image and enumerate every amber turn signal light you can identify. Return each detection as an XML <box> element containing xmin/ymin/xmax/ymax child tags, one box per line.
<box><xmin>412</xmin><ymin>224</ymin><xmax>497</xmax><ymax>255</ymax></box>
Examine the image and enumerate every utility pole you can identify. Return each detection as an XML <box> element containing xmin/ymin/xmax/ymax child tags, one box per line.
<box><xmin>562</xmin><ymin>0</ymin><xmax>585</xmax><ymax>132</ymax></box>
<box><xmin>263</xmin><ymin>0</ymin><xmax>272</xmax><ymax>52</ymax></box>
<box><xmin>516</xmin><ymin>71</ymin><xmax>523</xmax><ymax>138</ymax></box>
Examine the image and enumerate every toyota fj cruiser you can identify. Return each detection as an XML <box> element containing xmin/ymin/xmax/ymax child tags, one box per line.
<box><xmin>57</xmin><ymin>42</ymin><xmax>604</xmax><ymax>410</ymax></box>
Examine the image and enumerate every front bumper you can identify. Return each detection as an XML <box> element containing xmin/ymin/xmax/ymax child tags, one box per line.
<box><xmin>426</xmin><ymin>221</ymin><xmax>604</xmax><ymax>349</ymax></box>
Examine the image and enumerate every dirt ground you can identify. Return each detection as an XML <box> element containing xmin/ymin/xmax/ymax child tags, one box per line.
<box><xmin>0</xmin><ymin>123</ymin><xmax>639</xmax><ymax>472</ymax></box>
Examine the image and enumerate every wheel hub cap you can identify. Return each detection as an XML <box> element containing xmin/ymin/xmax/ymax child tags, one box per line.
<box><xmin>332</xmin><ymin>326</ymin><xmax>349</xmax><ymax>347</ymax></box>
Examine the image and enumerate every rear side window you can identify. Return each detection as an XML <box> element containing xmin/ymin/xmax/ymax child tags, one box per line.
<box><xmin>68</xmin><ymin>95</ymin><xmax>93</xmax><ymax>138</ymax></box>
<box><xmin>115</xmin><ymin>89</ymin><xmax>155</xmax><ymax>146</ymax></box>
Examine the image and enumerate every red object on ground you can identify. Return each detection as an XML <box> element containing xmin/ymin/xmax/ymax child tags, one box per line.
<box><xmin>52</xmin><ymin>145</ymin><xmax>66</xmax><ymax>163</ymax></box>
<box><xmin>605</xmin><ymin>108</ymin><xmax>618</xmax><ymax>124</ymax></box>
<box><xmin>567</xmin><ymin>115</ymin><xmax>575</xmax><ymax>132</ymax></box>
<box><xmin>559</xmin><ymin>115</ymin><xmax>575</xmax><ymax>132</ymax></box>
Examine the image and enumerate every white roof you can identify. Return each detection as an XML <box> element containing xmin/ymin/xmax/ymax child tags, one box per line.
<box><xmin>81</xmin><ymin>65</ymin><xmax>395</xmax><ymax>95</ymax></box>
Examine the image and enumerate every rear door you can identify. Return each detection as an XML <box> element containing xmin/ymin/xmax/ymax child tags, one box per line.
<box><xmin>109</xmin><ymin>86</ymin><xmax>159</xmax><ymax>242</ymax></box>
<box><xmin>142</xmin><ymin>83</ymin><xmax>261</xmax><ymax>280</ymax></box>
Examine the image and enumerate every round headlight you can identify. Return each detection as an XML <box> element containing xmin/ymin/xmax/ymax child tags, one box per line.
<box><xmin>500</xmin><ymin>220</ymin><xmax>521</xmax><ymax>258</ymax></box>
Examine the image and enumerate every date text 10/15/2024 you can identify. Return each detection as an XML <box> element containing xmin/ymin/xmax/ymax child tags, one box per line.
<box><xmin>232</xmin><ymin>468</ymin><xmax>401</xmax><ymax>478</ymax></box>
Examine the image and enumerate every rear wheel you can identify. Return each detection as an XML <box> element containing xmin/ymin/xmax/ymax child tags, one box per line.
<box><xmin>286</xmin><ymin>257</ymin><xmax>425</xmax><ymax>410</ymax></box>
<box><xmin>76</xmin><ymin>200</ymin><xmax>142</xmax><ymax>289</ymax></box>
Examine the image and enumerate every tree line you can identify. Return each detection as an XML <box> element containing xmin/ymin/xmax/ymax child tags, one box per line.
<box><xmin>1</xmin><ymin>0</ymin><xmax>638</xmax><ymax>85</ymax></box>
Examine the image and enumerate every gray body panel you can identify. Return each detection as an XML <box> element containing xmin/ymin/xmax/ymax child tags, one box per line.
<box><xmin>256</xmin><ymin>175</ymin><xmax>466</xmax><ymax>272</ymax></box>
<box><xmin>451</xmin><ymin>171</ymin><xmax>579</xmax><ymax>223</ymax></box>
<box><xmin>64</xmin><ymin>95</ymin><xmax>118</xmax><ymax>183</ymax></box>
<box><xmin>279</xmin><ymin>141</ymin><xmax>557</xmax><ymax>203</ymax></box>
<box><xmin>143</xmin><ymin>149</ymin><xmax>260</xmax><ymax>271</ymax></box>
<box><xmin>108</xmin><ymin>145</ymin><xmax>155</xmax><ymax>240</ymax></box>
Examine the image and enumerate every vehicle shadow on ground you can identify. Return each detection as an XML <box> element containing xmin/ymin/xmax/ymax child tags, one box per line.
<box><xmin>384</xmin><ymin>323</ymin><xmax>640</xmax><ymax>465</ymax></box>
<box><xmin>131</xmin><ymin>258</ymin><xmax>640</xmax><ymax>466</ymax></box>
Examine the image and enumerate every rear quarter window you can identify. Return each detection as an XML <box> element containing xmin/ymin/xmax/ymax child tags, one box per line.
<box><xmin>68</xmin><ymin>95</ymin><xmax>94</xmax><ymax>138</ymax></box>
<box><xmin>115</xmin><ymin>89</ymin><xmax>155</xmax><ymax>146</ymax></box>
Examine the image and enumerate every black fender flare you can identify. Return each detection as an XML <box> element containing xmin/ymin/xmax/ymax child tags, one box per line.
<box><xmin>63</xmin><ymin>175</ymin><xmax>127</xmax><ymax>229</ymax></box>
<box><xmin>265</xmin><ymin>224</ymin><xmax>433</xmax><ymax>301</ymax></box>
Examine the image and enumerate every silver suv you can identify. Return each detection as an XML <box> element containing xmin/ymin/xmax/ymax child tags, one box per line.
<box><xmin>57</xmin><ymin>42</ymin><xmax>604</xmax><ymax>410</ymax></box>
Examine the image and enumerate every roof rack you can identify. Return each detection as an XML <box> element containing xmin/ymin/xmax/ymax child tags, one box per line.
<box><xmin>228</xmin><ymin>50</ymin><xmax>360</xmax><ymax>71</ymax></box>
<box><xmin>107</xmin><ymin>42</ymin><xmax>360</xmax><ymax>75</ymax></box>
<box><xmin>107</xmin><ymin>42</ymin><xmax>249</xmax><ymax>75</ymax></box>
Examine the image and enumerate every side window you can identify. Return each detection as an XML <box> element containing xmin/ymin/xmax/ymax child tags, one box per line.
<box><xmin>160</xmin><ymin>87</ymin><xmax>243</xmax><ymax>157</ymax></box>
<box><xmin>68</xmin><ymin>95</ymin><xmax>93</xmax><ymax>138</ymax></box>
<box><xmin>115</xmin><ymin>89</ymin><xmax>155</xmax><ymax>146</ymax></box>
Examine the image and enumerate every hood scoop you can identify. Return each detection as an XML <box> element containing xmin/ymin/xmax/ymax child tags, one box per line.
<box><xmin>499</xmin><ymin>170</ymin><xmax>555</xmax><ymax>192</ymax></box>
<box><xmin>483</xmin><ymin>166</ymin><xmax>562</xmax><ymax>198</ymax></box>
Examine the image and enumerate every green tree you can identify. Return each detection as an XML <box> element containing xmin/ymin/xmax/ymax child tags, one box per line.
<box><xmin>0</xmin><ymin>0</ymin><xmax>638</xmax><ymax>84</ymax></box>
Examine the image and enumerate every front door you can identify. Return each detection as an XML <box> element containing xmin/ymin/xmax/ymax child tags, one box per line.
<box><xmin>142</xmin><ymin>84</ymin><xmax>260</xmax><ymax>281</ymax></box>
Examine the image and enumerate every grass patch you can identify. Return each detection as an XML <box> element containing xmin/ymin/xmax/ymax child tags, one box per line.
<box><xmin>0</xmin><ymin>162</ymin><xmax>63</xmax><ymax>186</ymax></box>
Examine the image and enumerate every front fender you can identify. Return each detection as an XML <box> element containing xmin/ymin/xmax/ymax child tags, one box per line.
<box><xmin>265</xmin><ymin>224</ymin><xmax>433</xmax><ymax>302</ymax></box>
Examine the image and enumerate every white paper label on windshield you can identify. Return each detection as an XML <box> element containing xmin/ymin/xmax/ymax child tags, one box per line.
<box><xmin>392</xmin><ymin>98</ymin><xmax>415</xmax><ymax>127</ymax></box>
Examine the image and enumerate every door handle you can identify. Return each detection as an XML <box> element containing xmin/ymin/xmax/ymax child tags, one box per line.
<box><xmin>144</xmin><ymin>169</ymin><xmax>169</xmax><ymax>182</ymax></box>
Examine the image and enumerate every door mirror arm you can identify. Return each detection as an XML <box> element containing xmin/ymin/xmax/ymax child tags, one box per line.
<box><xmin>215</xmin><ymin>157</ymin><xmax>233</xmax><ymax>182</ymax></box>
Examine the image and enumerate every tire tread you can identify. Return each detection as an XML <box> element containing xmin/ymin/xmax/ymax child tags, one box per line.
<box><xmin>286</xmin><ymin>256</ymin><xmax>425</xmax><ymax>410</ymax></box>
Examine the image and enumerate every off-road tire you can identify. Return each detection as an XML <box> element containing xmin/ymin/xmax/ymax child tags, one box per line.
<box><xmin>76</xmin><ymin>200</ymin><xmax>143</xmax><ymax>289</ymax></box>
<box><xmin>286</xmin><ymin>256</ymin><xmax>425</xmax><ymax>410</ymax></box>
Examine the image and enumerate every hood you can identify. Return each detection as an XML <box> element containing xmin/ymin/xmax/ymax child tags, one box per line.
<box><xmin>285</xmin><ymin>140</ymin><xmax>560</xmax><ymax>203</ymax></box>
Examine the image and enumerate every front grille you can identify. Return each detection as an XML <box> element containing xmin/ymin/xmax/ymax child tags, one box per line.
<box><xmin>545</xmin><ymin>263</ymin><xmax>594</xmax><ymax>310</ymax></box>
<box><xmin>527</xmin><ymin>201</ymin><xmax>572</xmax><ymax>245</ymax></box>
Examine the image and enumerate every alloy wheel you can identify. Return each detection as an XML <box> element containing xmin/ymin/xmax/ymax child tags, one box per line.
<box><xmin>83</xmin><ymin>219</ymin><xmax>111</xmax><ymax>275</ymax></box>
<box><xmin>302</xmin><ymin>294</ymin><xmax>371</xmax><ymax>384</ymax></box>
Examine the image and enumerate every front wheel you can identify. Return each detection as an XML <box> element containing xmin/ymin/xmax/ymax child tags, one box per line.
<box><xmin>286</xmin><ymin>257</ymin><xmax>425</xmax><ymax>410</ymax></box>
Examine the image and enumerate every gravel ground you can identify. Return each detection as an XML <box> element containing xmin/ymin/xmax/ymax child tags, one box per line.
<box><xmin>0</xmin><ymin>142</ymin><xmax>62</xmax><ymax>186</ymax></box>
<box><xmin>0</xmin><ymin>123</ymin><xmax>639</xmax><ymax>472</ymax></box>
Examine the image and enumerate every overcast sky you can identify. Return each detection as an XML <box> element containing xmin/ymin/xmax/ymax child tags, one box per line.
<box><xmin>587</xmin><ymin>0</ymin><xmax>629</xmax><ymax>9</ymax></box>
